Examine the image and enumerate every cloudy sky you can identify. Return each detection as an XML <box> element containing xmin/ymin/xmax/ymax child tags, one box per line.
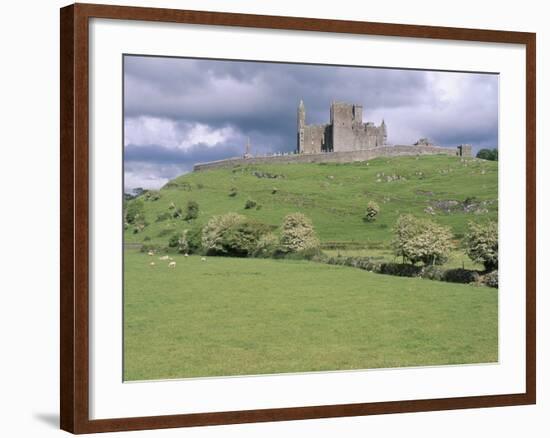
<box><xmin>124</xmin><ymin>55</ymin><xmax>498</xmax><ymax>190</ymax></box>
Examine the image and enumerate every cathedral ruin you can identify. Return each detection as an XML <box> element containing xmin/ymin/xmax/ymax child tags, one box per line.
<box><xmin>297</xmin><ymin>100</ymin><xmax>387</xmax><ymax>154</ymax></box>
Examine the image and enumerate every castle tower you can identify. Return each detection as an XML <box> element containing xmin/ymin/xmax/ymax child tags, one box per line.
<box><xmin>380</xmin><ymin>119</ymin><xmax>387</xmax><ymax>146</ymax></box>
<box><xmin>297</xmin><ymin>99</ymin><xmax>305</xmax><ymax>152</ymax></box>
<box><xmin>244</xmin><ymin>137</ymin><xmax>252</xmax><ymax>158</ymax></box>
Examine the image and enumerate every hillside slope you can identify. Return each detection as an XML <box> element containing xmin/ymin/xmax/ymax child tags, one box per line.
<box><xmin>124</xmin><ymin>155</ymin><xmax>498</xmax><ymax>248</ymax></box>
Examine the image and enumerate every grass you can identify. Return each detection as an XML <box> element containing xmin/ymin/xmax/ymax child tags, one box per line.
<box><xmin>125</xmin><ymin>155</ymin><xmax>498</xmax><ymax>248</ymax></box>
<box><xmin>124</xmin><ymin>250</ymin><xmax>498</xmax><ymax>381</ymax></box>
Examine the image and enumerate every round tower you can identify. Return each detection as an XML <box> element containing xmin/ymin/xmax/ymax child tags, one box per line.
<box><xmin>297</xmin><ymin>99</ymin><xmax>305</xmax><ymax>153</ymax></box>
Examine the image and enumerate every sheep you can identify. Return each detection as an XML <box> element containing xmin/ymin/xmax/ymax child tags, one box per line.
<box><xmin>201</xmin><ymin>257</ymin><xmax>206</xmax><ymax>262</ymax></box>
<box><xmin>158</xmin><ymin>255</ymin><xmax>170</xmax><ymax>261</ymax></box>
<box><xmin>168</xmin><ymin>261</ymin><xmax>176</xmax><ymax>268</ymax></box>
<box><xmin>184</xmin><ymin>253</ymin><xmax>189</xmax><ymax>257</ymax></box>
<box><xmin>149</xmin><ymin>261</ymin><xmax>155</xmax><ymax>266</ymax></box>
<box><xmin>147</xmin><ymin>250</ymin><xmax>155</xmax><ymax>256</ymax></box>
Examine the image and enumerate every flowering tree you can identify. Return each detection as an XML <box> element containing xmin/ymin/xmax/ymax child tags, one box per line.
<box><xmin>392</xmin><ymin>214</ymin><xmax>454</xmax><ymax>265</ymax></box>
<box><xmin>464</xmin><ymin>221</ymin><xmax>498</xmax><ymax>271</ymax></box>
<box><xmin>279</xmin><ymin>213</ymin><xmax>320</xmax><ymax>253</ymax></box>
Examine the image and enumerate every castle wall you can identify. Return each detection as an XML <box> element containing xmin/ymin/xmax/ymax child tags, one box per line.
<box><xmin>194</xmin><ymin>145</ymin><xmax>468</xmax><ymax>172</ymax></box>
<box><xmin>302</xmin><ymin>124</ymin><xmax>330</xmax><ymax>154</ymax></box>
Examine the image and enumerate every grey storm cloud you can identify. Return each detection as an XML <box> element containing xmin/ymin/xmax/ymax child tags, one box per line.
<box><xmin>124</xmin><ymin>55</ymin><xmax>498</xmax><ymax>190</ymax></box>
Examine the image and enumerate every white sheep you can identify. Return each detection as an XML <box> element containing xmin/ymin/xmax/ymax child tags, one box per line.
<box><xmin>159</xmin><ymin>255</ymin><xmax>169</xmax><ymax>261</ymax></box>
<box><xmin>184</xmin><ymin>253</ymin><xmax>189</xmax><ymax>257</ymax></box>
<box><xmin>201</xmin><ymin>257</ymin><xmax>206</xmax><ymax>262</ymax></box>
<box><xmin>149</xmin><ymin>261</ymin><xmax>155</xmax><ymax>266</ymax></box>
<box><xmin>168</xmin><ymin>261</ymin><xmax>176</xmax><ymax>268</ymax></box>
<box><xmin>147</xmin><ymin>250</ymin><xmax>155</xmax><ymax>256</ymax></box>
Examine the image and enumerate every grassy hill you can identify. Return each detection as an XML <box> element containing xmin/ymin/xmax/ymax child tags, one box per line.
<box><xmin>125</xmin><ymin>155</ymin><xmax>497</xmax><ymax>249</ymax></box>
<box><xmin>123</xmin><ymin>154</ymin><xmax>499</xmax><ymax>380</ymax></box>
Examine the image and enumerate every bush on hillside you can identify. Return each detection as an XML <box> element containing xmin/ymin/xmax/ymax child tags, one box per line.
<box><xmin>201</xmin><ymin>213</ymin><xmax>269</xmax><ymax>257</ymax></box>
<box><xmin>391</xmin><ymin>214</ymin><xmax>454</xmax><ymax>265</ymax></box>
<box><xmin>125</xmin><ymin>199</ymin><xmax>145</xmax><ymax>225</ymax></box>
<box><xmin>279</xmin><ymin>213</ymin><xmax>320</xmax><ymax>253</ymax></box>
<box><xmin>228</xmin><ymin>187</ymin><xmax>238</xmax><ymax>197</ymax></box>
<box><xmin>184</xmin><ymin>200</ymin><xmax>199</xmax><ymax>221</ymax></box>
<box><xmin>363</xmin><ymin>201</ymin><xmax>380</xmax><ymax>222</ymax></box>
<box><xmin>476</xmin><ymin>148</ymin><xmax>498</xmax><ymax>161</ymax></box>
<box><xmin>464</xmin><ymin>221</ymin><xmax>498</xmax><ymax>271</ymax></box>
<box><xmin>156</xmin><ymin>212</ymin><xmax>171</xmax><ymax>222</ymax></box>
<box><xmin>244</xmin><ymin>199</ymin><xmax>258</xmax><ymax>209</ymax></box>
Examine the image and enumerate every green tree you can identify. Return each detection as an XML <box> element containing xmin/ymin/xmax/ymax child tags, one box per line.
<box><xmin>464</xmin><ymin>221</ymin><xmax>498</xmax><ymax>271</ymax></box>
<box><xmin>201</xmin><ymin>213</ymin><xmax>269</xmax><ymax>257</ymax></box>
<box><xmin>476</xmin><ymin>148</ymin><xmax>498</xmax><ymax>161</ymax></box>
<box><xmin>125</xmin><ymin>199</ymin><xmax>145</xmax><ymax>225</ymax></box>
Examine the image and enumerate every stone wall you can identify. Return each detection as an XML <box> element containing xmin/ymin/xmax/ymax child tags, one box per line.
<box><xmin>193</xmin><ymin>145</ymin><xmax>467</xmax><ymax>172</ymax></box>
<box><xmin>302</xmin><ymin>124</ymin><xmax>330</xmax><ymax>154</ymax></box>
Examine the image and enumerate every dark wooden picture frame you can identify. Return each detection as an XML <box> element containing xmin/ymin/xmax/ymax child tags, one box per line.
<box><xmin>60</xmin><ymin>2</ymin><xmax>536</xmax><ymax>434</ymax></box>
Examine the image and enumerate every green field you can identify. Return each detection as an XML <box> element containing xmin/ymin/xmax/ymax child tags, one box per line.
<box><xmin>124</xmin><ymin>250</ymin><xmax>498</xmax><ymax>381</ymax></box>
<box><xmin>124</xmin><ymin>155</ymin><xmax>498</xmax><ymax>380</ymax></box>
<box><xmin>125</xmin><ymin>155</ymin><xmax>498</xmax><ymax>248</ymax></box>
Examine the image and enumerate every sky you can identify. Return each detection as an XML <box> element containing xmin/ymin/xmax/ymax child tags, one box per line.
<box><xmin>124</xmin><ymin>55</ymin><xmax>498</xmax><ymax>190</ymax></box>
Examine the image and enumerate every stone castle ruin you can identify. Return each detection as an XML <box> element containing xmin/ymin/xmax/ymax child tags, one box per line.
<box><xmin>298</xmin><ymin>100</ymin><xmax>387</xmax><ymax>153</ymax></box>
<box><xmin>193</xmin><ymin>100</ymin><xmax>472</xmax><ymax>171</ymax></box>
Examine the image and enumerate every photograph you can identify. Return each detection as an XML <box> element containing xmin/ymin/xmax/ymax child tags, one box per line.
<box><xmin>123</xmin><ymin>55</ymin><xmax>499</xmax><ymax>381</ymax></box>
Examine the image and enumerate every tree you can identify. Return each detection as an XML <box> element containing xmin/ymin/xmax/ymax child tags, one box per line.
<box><xmin>464</xmin><ymin>220</ymin><xmax>498</xmax><ymax>271</ymax></box>
<box><xmin>363</xmin><ymin>201</ymin><xmax>380</xmax><ymax>222</ymax></box>
<box><xmin>476</xmin><ymin>148</ymin><xmax>498</xmax><ymax>161</ymax></box>
<box><xmin>279</xmin><ymin>213</ymin><xmax>320</xmax><ymax>253</ymax></box>
<box><xmin>125</xmin><ymin>198</ymin><xmax>145</xmax><ymax>225</ymax></box>
<box><xmin>184</xmin><ymin>200</ymin><xmax>199</xmax><ymax>221</ymax></box>
<box><xmin>392</xmin><ymin>214</ymin><xmax>454</xmax><ymax>265</ymax></box>
<box><xmin>201</xmin><ymin>213</ymin><xmax>269</xmax><ymax>257</ymax></box>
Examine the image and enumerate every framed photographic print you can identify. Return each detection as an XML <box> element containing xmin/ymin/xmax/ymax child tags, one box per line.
<box><xmin>60</xmin><ymin>3</ymin><xmax>536</xmax><ymax>434</ymax></box>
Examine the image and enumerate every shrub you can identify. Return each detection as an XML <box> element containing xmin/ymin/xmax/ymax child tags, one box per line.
<box><xmin>184</xmin><ymin>200</ymin><xmax>199</xmax><ymax>221</ymax></box>
<box><xmin>244</xmin><ymin>199</ymin><xmax>257</xmax><ymax>210</ymax></box>
<box><xmin>201</xmin><ymin>213</ymin><xmax>269</xmax><ymax>257</ymax></box>
<box><xmin>228</xmin><ymin>187</ymin><xmax>238</xmax><ymax>197</ymax></box>
<box><xmin>482</xmin><ymin>270</ymin><xmax>498</xmax><ymax>288</ymax></box>
<box><xmin>421</xmin><ymin>265</ymin><xmax>446</xmax><ymax>281</ymax></box>
<box><xmin>156</xmin><ymin>212</ymin><xmax>171</xmax><ymax>222</ymax></box>
<box><xmin>172</xmin><ymin>207</ymin><xmax>183</xmax><ymax>219</ymax></box>
<box><xmin>464</xmin><ymin>221</ymin><xmax>498</xmax><ymax>271</ymax></box>
<box><xmin>168</xmin><ymin>234</ymin><xmax>180</xmax><ymax>248</ymax></box>
<box><xmin>144</xmin><ymin>190</ymin><xmax>161</xmax><ymax>201</ymax></box>
<box><xmin>379</xmin><ymin>262</ymin><xmax>423</xmax><ymax>277</ymax></box>
<box><xmin>391</xmin><ymin>214</ymin><xmax>453</xmax><ymax>265</ymax></box>
<box><xmin>143</xmin><ymin>236</ymin><xmax>151</xmax><ymax>242</ymax></box>
<box><xmin>476</xmin><ymin>148</ymin><xmax>498</xmax><ymax>161</ymax></box>
<box><xmin>442</xmin><ymin>268</ymin><xmax>480</xmax><ymax>284</ymax></box>
<box><xmin>363</xmin><ymin>201</ymin><xmax>380</xmax><ymax>222</ymax></box>
<box><xmin>125</xmin><ymin>199</ymin><xmax>145</xmax><ymax>225</ymax></box>
<box><xmin>253</xmin><ymin>232</ymin><xmax>279</xmax><ymax>258</ymax></box>
<box><xmin>279</xmin><ymin>213</ymin><xmax>320</xmax><ymax>253</ymax></box>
